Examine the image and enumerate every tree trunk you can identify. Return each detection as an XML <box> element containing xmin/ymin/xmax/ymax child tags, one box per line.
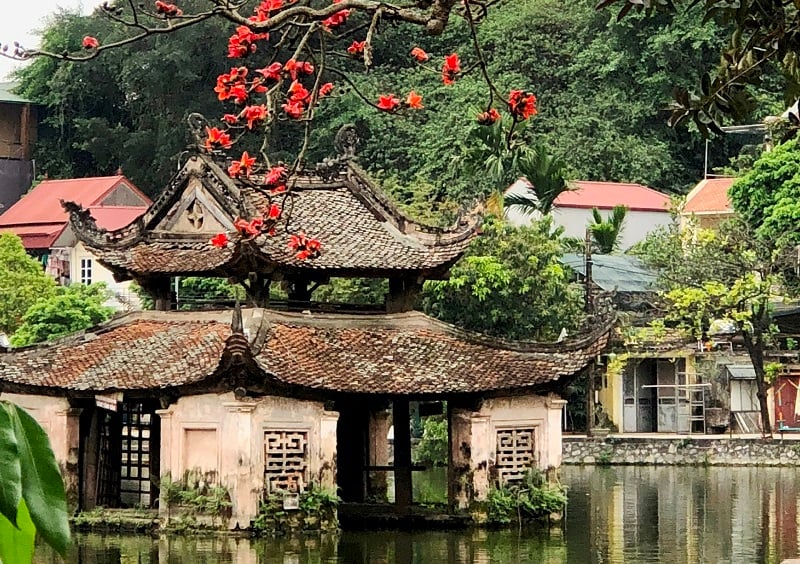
<box><xmin>743</xmin><ymin>312</ymin><xmax>772</xmax><ymax>436</ymax></box>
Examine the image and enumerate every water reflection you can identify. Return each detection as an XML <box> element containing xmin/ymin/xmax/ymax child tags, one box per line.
<box><xmin>34</xmin><ymin>466</ymin><xmax>800</xmax><ymax>564</ymax></box>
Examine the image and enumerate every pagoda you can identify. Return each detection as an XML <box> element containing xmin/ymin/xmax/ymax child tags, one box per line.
<box><xmin>0</xmin><ymin>128</ymin><xmax>610</xmax><ymax>529</ymax></box>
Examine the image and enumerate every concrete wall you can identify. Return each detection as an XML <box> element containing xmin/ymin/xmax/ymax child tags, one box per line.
<box><xmin>158</xmin><ymin>392</ymin><xmax>338</xmax><ymax>528</ymax></box>
<box><xmin>451</xmin><ymin>393</ymin><xmax>565</xmax><ymax>507</ymax></box>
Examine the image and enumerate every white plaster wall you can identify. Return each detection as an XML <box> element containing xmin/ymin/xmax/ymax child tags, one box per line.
<box><xmin>505</xmin><ymin>206</ymin><xmax>672</xmax><ymax>251</ymax></box>
<box><xmin>158</xmin><ymin>392</ymin><xmax>337</xmax><ymax>528</ymax></box>
<box><xmin>63</xmin><ymin>241</ymin><xmax>140</xmax><ymax>311</ymax></box>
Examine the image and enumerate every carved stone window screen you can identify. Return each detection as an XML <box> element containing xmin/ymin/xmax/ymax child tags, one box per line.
<box><xmin>495</xmin><ymin>427</ymin><xmax>536</xmax><ymax>484</ymax></box>
<box><xmin>263</xmin><ymin>430</ymin><xmax>309</xmax><ymax>494</ymax></box>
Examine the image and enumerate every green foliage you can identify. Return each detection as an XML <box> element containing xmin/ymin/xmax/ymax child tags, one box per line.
<box><xmin>312</xmin><ymin>278</ymin><xmax>389</xmax><ymax>306</ymax></box>
<box><xmin>729</xmin><ymin>138</ymin><xmax>800</xmax><ymax>247</ymax></box>
<box><xmin>0</xmin><ymin>234</ymin><xmax>57</xmax><ymax>336</ymax></box>
<box><xmin>422</xmin><ymin>217</ymin><xmax>582</xmax><ymax>341</ymax></box>
<box><xmin>251</xmin><ymin>485</ymin><xmax>340</xmax><ymax>534</ymax></box>
<box><xmin>11</xmin><ymin>283</ymin><xmax>115</xmax><ymax>347</ymax></box>
<box><xmin>0</xmin><ymin>401</ymin><xmax>70</xmax><ymax>562</ymax></box>
<box><xmin>589</xmin><ymin>205</ymin><xmax>628</xmax><ymax>254</ymax></box>
<box><xmin>486</xmin><ymin>469</ymin><xmax>567</xmax><ymax>525</ymax></box>
<box><xmin>177</xmin><ymin>277</ymin><xmax>245</xmax><ymax>309</ymax></box>
<box><xmin>412</xmin><ymin>417</ymin><xmax>448</xmax><ymax>467</ymax></box>
<box><xmin>161</xmin><ymin>471</ymin><xmax>232</xmax><ymax>530</ymax></box>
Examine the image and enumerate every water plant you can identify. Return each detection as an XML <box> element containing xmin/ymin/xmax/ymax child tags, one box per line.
<box><xmin>485</xmin><ymin>469</ymin><xmax>567</xmax><ymax>525</ymax></box>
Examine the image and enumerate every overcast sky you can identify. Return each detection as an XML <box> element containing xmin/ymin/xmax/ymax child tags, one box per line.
<box><xmin>0</xmin><ymin>1</ymin><xmax>91</xmax><ymax>81</ymax></box>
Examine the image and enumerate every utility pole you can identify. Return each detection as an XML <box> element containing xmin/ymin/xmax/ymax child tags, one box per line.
<box><xmin>584</xmin><ymin>228</ymin><xmax>593</xmax><ymax>314</ymax></box>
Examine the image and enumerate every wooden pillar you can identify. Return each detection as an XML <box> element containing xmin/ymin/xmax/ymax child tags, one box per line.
<box><xmin>243</xmin><ymin>273</ymin><xmax>270</xmax><ymax>308</ymax></box>
<box><xmin>139</xmin><ymin>276</ymin><xmax>172</xmax><ymax>311</ymax></box>
<box><xmin>393</xmin><ymin>398</ymin><xmax>413</xmax><ymax>509</ymax></box>
<box><xmin>286</xmin><ymin>277</ymin><xmax>312</xmax><ymax>310</ymax></box>
<box><xmin>387</xmin><ymin>277</ymin><xmax>422</xmax><ymax>313</ymax></box>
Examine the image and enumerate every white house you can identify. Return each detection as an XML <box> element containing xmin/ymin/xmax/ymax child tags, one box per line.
<box><xmin>505</xmin><ymin>178</ymin><xmax>673</xmax><ymax>250</ymax></box>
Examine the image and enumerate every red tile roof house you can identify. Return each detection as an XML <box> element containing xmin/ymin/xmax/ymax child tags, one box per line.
<box><xmin>680</xmin><ymin>177</ymin><xmax>737</xmax><ymax>231</ymax></box>
<box><xmin>0</xmin><ymin>175</ymin><xmax>151</xmax><ymax>309</ymax></box>
<box><xmin>505</xmin><ymin>178</ymin><xmax>672</xmax><ymax>251</ymax></box>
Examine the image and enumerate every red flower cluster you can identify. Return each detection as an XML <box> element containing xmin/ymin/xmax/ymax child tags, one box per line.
<box><xmin>82</xmin><ymin>36</ymin><xmax>99</xmax><ymax>49</ymax></box>
<box><xmin>282</xmin><ymin>80</ymin><xmax>311</xmax><ymax>118</ymax></box>
<box><xmin>154</xmin><ymin>1</ymin><xmax>182</xmax><ymax>16</ymax></box>
<box><xmin>377</xmin><ymin>92</ymin><xmax>423</xmax><ymax>112</ymax></box>
<box><xmin>215</xmin><ymin>66</ymin><xmax>264</xmax><ymax>104</ymax></box>
<box><xmin>210</xmin><ymin>233</ymin><xmax>230</xmax><ymax>248</ymax></box>
<box><xmin>243</xmin><ymin>104</ymin><xmax>268</xmax><ymax>129</ymax></box>
<box><xmin>283</xmin><ymin>58</ymin><xmax>314</xmax><ymax>81</ymax></box>
<box><xmin>322</xmin><ymin>0</ymin><xmax>350</xmax><ymax>30</ymax></box>
<box><xmin>442</xmin><ymin>53</ymin><xmax>460</xmax><ymax>85</ymax></box>
<box><xmin>234</xmin><ymin>217</ymin><xmax>265</xmax><ymax>237</ymax></box>
<box><xmin>264</xmin><ymin>165</ymin><xmax>288</xmax><ymax>193</ymax></box>
<box><xmin>227</xmin><ymin>151</ymin><xmax>256</xmax><ymax>178</ymax></box>
<box><xmin>205</xmin><ymin>127</ymin><xmax>232</xmax><ymax>151</ymax></box>
<box><xmin>288</xmin><ymin>233</ymin><xmax>322</xmax><ymax>260</ymax></box>
<box><xmin>250</xmin><ymin>0</ymin><xmax>283</xmax><ymax>22</ymax></box>
<box><xmin>410</xmin><ymin>47</ymin><xmax>429</xmax><ymax>62</ymax></box>
<box><xmin>476</xmin><ymin>108</ymin><xmax>500</xmax><ymax>125</ymax></box>
<box><xmin>347</xmin><ymin>40</ymin><xmax>366</xmax><ymax>55</ymax></box>
<box><xmin>227</xmin><ymin>25</ymin><xmax>269</xmax><ymax>58</ymax></box>
<box><xmin>508</xmin><ymin>90</ymin><xmax>537</xmax><ymax>120</ymax></box>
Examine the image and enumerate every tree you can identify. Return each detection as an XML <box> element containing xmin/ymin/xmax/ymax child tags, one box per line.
<box><xmin>421</xmin><ymin>216</ymin><xmax>583</xmax><ymax>341</ymax></box>
<box><xmin>634</xmin><ymin>218</ymin><xmax>788</xmax><ymax>435</ymax></box>
<box><xmin>598</xmin><ymin>0</ymin><xmax>800</xmax><ymax>136</ymax></box>
<box><xmin>589</xmin><ymin>205</ymin><xmax>627</xmax><ymax>254</ymax></box>
<box><xmin>0</xmin><ymin>234</ymin><xmax>56</xmax><ymax>336</ymax></box>
<box><xmin>11</xmin><ymin>284</ymin><xmax>115</xmax><ymax>347</ymax></box>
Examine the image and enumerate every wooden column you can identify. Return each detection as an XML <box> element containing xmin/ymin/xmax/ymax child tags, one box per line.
<box><xmin>393</xmin><ymin>398</ymin><xmax>413</xmax><ymax>509</ymax></box>
<box><xmin>139</xmin><ymin>276</ymin><xmax>172</xmax><ymax>311</ymax></box>
<box><xmin>387</xmin><ymin>277</ymin><xmax>423</xmax><ymax>313</ymax></box>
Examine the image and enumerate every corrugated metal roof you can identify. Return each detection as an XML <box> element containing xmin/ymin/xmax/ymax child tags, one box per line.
<box><xmin>727</xmin><ymin>364</ymin><xmax>755</xmax><ymax>380</ymax></box>
<box><xmin>683</xmin><ymin>177</ymin><xmax>735</xmax><ymax>214</ymax></box>
<box><xmin>554</xmin><ymin>181</ymin><xmax>670</xmax><ymax>212</ymax></box>
<box><xmin>0</xmin><ymin>82</ymin><xmax>32</xmax><ymax>104</ymax></box>
<box><xmin>561</xmin><ymin>253</ymin><xmax>657</xmax><ymax>292</ymax></box>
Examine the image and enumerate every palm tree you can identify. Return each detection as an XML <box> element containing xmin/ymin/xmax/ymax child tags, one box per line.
<box><xmin>504</xmin><ymin>145</ymin><xmax>570</xmax><ymax>216</ymax></box>
<box><xmin>589</xmin><ymin>205</ymin><xmax>628</xmax><ymax>254</ymax></box>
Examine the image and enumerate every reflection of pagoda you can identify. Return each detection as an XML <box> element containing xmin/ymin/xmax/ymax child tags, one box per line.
<box><xmin>0</xmin><ymin>130</ymin><xmax>610</xmax><ymax>528</ymax></box>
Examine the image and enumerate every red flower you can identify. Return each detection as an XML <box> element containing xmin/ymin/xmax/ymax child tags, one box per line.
<box><xmin>282</xmin><ymin>99</ymin><xmax>305</xmax><ymax>118</ymax></box>
<box><xmin>376</xmin><ymin>94</ymin><xmax>400</xmax><ymax>112</ymax></box>
<box><xmin>319</xmin><ymin>82</ymin><xmax>334</xmax><ymax>97</ymax></box>
<box><xmin>82</xmin><ymin>36</ymin><xmax>99</xmax><ymax>49</ymax></box>
<box><xmin>228</xmin><ymin>151</ymin><xmax>257</xmax><ymax>178</ymax></box>
<box><xmin>266</xmin><ymin>203</ymin><xmax>281</xmax><ymax>220</ymax></box>
<box><xmin>155</xmin><ymin>1</ymin><xmax>183</xmax><ymax>16</ymax></box>
<box><xmin>322</xmin><ymin>0</ymin><xmax>350</xmax><ymax>31</ymax></box>
<box><xmin>288</xmin><ymin>232</ymin><xmax>322</xmax><ymax>259</ymax></box>
<box><xmin>287</xmin><ymin>80</ymin><xmax>309</xmax><ymax>102</ymax></box>
<box><xmin>205</xmin><ymin>127</ymin><xmax>232</xmax><ymax>151</ymax></box>
<box><xmin>410</xmin><ymin>47</ymin><xmax>429</xmax><ymax>62</ymax></box>
<box><xmin>476</xmin><ymin>108</ymin><xmax>501</xmax><ymax>125</ymax></box>
<box><xmin>508</xmin><ymin>90</ymin><xmax>537</xmax><ymax>120</ymax></box>
<box><xmin>228</xmin><ymin>25</ymin><xmax>268</xmax><ymax>58</ymax></box>
<box><xmin>256</xmin><ymin>62</ymin><xmax>283</xmax><ymax>82</ymax></box>
<box><xmin>243</xmin><ymin>104</ymin><xmax>268</xmax><ymax>129</ymax></box>
<box><xmin>210</xmin><ymin>233</ymin><xmax>230</xmax><ymax>247</ymax></box>
<box><xmin>441</xmin><ymin>53</ymin><xmax>460</xmax><ymax>85</ymax></box>
<box><xmin>265</xmin><ymin>165</ymin><xmax>287</xmax><ymax>187</ymax></box>
<box><xmin>222</xmin><ymin>113</ymin><xmax>239</xmax><ymax>124</ymax></box>
<box><xmin>234</xmin><ymin>218</ymin><xmax>261</xmax><ymax>237</ymax></box>
<box><xmin>347</xmin><ymin>40</ymin><xmax>366</xmax><ymax>55</ymax></box>
<box><xmin>405</xmin><ymin>91</ymin><xmax>423</xmax><ymax>109</ymax></box>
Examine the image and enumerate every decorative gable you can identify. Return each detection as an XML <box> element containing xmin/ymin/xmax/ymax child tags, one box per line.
<box><xmin>154</xmin><ymin>176</ymin><xmax>235</xmax><ymax>235</ymax></box>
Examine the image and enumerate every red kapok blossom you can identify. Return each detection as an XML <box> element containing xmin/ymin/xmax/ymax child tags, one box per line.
<box><xmin>282</xmin><ymin>100</ymin><xmax>305</xmax><ymax>119</ymax></box>
<box><xmin>376</xmin><ymin>95</ymin><xmax>401</xmax><ymax>112</ymax></box>
<box><xmin>155</xmin><ymin>1</ymin><xmax>183</xmax><ymax>16</ymax></box>
<box><xmin>322</xmin><ymin>0</ymin><xmax>350</xmax><ymax>30</ymax></box>
<box><xmin>228</xmin><ymin>25</ymin><xmax>268</xmax><ymax>58</ymax></box>
<box><xmin>82</xmin><ymin>36</ymin><xmax>99</xmax><ymax>49</ymax></box>
<box><xmin>222</xmin><ymin>113</ymin><xmax>239</xmax><ymax>125</ymax></box>
<box><xmin>410</xmin><ymin>47</ymin><xmax>429</xmax><ymax>62</ymax></box>
<box><xmin>287</xmin><ymin>80</ymin><xmax>309</xmax><ymax>102</ymax></box>
<box><xmin>234</xmin><ymin>217</ymin><xmax>261</xmax><ymax>237</ymax></box>
<box><xmin>256</xmin><ymin>62</ymin><xmax>283</xmax><ymax>82</ymax></box>
<box><xmin>228</xmin><ymin>151</ymin><xmax>257</xmax><ymax>178</ymax></box>
<box><xmin>476</xmin><ymin>108</ymin><xmax>501</xmax><ymax>125</ymax></box>
<box><xmin>319</xmin><ymin>82</ymin><xmax>334</xmax><ymax>97</ymax></box>
<box><xmin>243</xmin><ymin>104</ymin><xmax>268</xmax><ymax>129</ymax></box>
<box><xmin>508</xmin><ymin>90</ymin><xmax>537</xmax><ymax>120</ymax></box>
<box><xmin>266</xmin><ymin>203</ymin><xmax>281</xmax><ymax>220</ymax></box>
<box><xmin>210</xmin><ymin>233</ymin><xmax>230</xmax><ymax>248</ymax></box>
<box><xmin>265</xmin><ymin>165</ymin><xmax>287</xmax><ymax>187</ymax></box>
<box><xmin>288</xmin><ymin>232</ymin><xmax>322</xmax><ymax>260</ymax></box>
<box><xmin>405</xmin><ymin>91</ymin><xmax>423</xmax><ymax>109</ymax></box>
<box><xmin>205</xmin><ymin>127</ymin><xmax>232</xmax><ymax>151</ymax></box>
<box><xmin>347</xmin><ymin>40</ymin><xmax>366</xmax><ymax>55</ymax></box>
<box><xmin>442</xmin><ymin>53</ymin><xmax>460</xmax><ymax>85</ymax></box>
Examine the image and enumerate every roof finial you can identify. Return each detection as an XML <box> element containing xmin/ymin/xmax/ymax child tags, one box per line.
<box><xmin>231</xmin><ymin>299</ymin><xmax>243</xmax><ymax>334</ymax></box>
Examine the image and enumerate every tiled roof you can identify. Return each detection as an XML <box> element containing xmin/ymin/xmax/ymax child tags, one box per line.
<box><xmin>72</xmin><ymin>155</ymin><xmax>478</xmax><ymax>277</ymax></box>
<box><xmin>0</xmin><ymin>82</ymin><xmax>32</xmax><ymax>104</ymax></box>
<box><xmin>554</xmin><ymin>181</ymin><xmax>670</xmax><ymax>212</ymax></box>
<box><xmin>0</xmin><ymin>176</ymin><xmax>150</xmax><ymax>249</ymax></box>
<box><xmin>682</xmin><ymin>177</ymin><xmax>736</xmax><ymax>214</ymax></box>
<box><xmin>0</xmin><ymin>310</ymin><xmax>609</xmax><ymax>395</ymax></box>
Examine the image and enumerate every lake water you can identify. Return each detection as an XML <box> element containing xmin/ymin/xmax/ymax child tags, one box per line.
<box><xmin>34</xmin><ymin>465</ymin><xmax>800</xmax><ymax>563</ymax></box>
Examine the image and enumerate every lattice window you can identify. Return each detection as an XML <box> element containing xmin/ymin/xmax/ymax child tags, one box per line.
<box><xmin>120</xmin><ymin>403</ymin><xmax>152</xmax><ymax>507</ymax></box>
<box><xmin>495</xmin><ymin>427</ymin><xmax>536</xmax><ymax>484</ymax></box>
<box><xmin>264</xmin><ymin>430</ymin><xmax>308</xmax><ymax>493</ymax></box>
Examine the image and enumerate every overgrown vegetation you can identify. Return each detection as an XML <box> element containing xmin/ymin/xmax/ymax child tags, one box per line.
<box><xmin>251</xmin><ymin>485</ymin><xmax>340</xmax><ymax>535</ymax></box>
<box><xmin>161</xmin><ymin>471</ymin><xmax>232</xmax><ymax>530</ymax></box>
<box><xmin>485</xmin><ymin>469</ymin><xmax>567</xmax><ymax>525</ymax></box>
<box><xmin>412</xmin><ymin>416</ymin><xmax>448</xmax><ymax>467</ymax></box>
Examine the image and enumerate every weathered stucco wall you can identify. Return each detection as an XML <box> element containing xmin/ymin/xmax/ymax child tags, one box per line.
<box><xmin>563</xmin><ymin>436</ymin><xmax>800</xmax><ymax>466</ymax></box>
<box><xmin>451</xmin><ymin>393</ymin><xmax>565</xmax><ymax>507</ymax></box>
<box><xmin>158</xmin><ymin>392</ymin><xmax>338</xmax><ymax>528</ymax></box>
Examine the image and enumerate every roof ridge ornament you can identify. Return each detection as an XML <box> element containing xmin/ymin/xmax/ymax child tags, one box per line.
<box><xmin>312</xmin><ymin>124</ymin><xmax>360</xmax><ymax>182</ymax></box>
